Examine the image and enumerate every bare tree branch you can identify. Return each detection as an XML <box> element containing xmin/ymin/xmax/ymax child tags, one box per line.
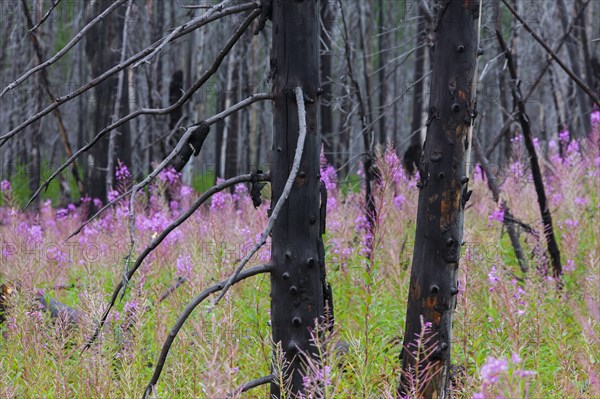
<box><xmin>28</xmin><ymin>0</ymin><xmax>63</xmax><ymax>33</ymax></box>
<box><xmin>19</xmin><ymin>10</ymin><xmax>262</xmax><ymax>211</ymax></box>
<box><xmin>501</xmin><ymin>0</ymin><xmax>600</xmax><ymax>107</ymax></box>
<box><xmin>133</xmin><ymin>0</ymin><xmax>235</xmax><ymax>68</ymax></box>
<box><xmin>154</xmin><ymin>277</ymin><xmax>187</xmax><ymax>306</ymax></box>
<box><xmin>20</xmin><ymin>0</ymin><xmax>85</xmax><ymax>195</ymax></box>
<box><xmin>65</xmin><ymin>93</ymin><xmax>272</xmax><ymax>239</ymax></box>
<box><xmin>0</xmin><ymin>1</ymin><xmax>260</xmax><ymax>147</ymax></box>
<box><xmin>209</xmin><ymin>86</ymin><xmax>307</xmax><ymax>309</ymax></box>
<box><xmin>230</xmin><ymin>374</ymin><xmax>274</xmax><ymax>397</ymax></box>
<box><xmin>0</xmin><ymin>0</ymin><xmax>128</xmax><ymax>98</ymax></box>
<box><xmin>83</xmin><ymin>172</ymin><xmax>269</xmax><ymax>350</ymax></box>
<box><xmin>143</xmin><ymin>264</ymin><xmax>272</xmax><ymax>399</ymax></box>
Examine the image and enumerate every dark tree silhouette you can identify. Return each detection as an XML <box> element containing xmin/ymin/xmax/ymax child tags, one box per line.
<box><xmin>400</xmin><ymin>1</ymin><xmax>479</xmax><ymax>397</ymax></box>
<box><xmin>270</xmin><ymin>0</ymin><xmax>332</xmax><ymax>396</ymax></box>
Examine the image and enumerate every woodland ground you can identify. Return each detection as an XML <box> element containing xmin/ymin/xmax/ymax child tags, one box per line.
<box><xmin>0</xmin><ymin>126</ymin><xmax>599</xmax><ymax>398</ymax></box>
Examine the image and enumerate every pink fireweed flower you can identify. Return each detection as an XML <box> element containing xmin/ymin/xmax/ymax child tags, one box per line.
<box><xmin>176</xmin><ymin>254</ymin><xmax>193</xmax><ymax>278</ymax></box>
<box><xmin>384</xmin><ymin>148</ymin><xmax>403</xmax><ymax>183</ymax></box>
<box><xmin>0</xmin><ymin>180</ymin><xmax>11</xmax><ymax>192</ymax></box>
<box><xmin>180</xmin><ymin>185</ymin><xmax>194</xmax><ymax>197</ymax></box>
<box><xmin>107</xmin><ymin>190</ymin><xmax>120</xmax><ymax>203</ymax></box>
<box><xmin>321</xmin><ymin>165</ymin><xmax>338</xmax><ymax>191</ymax></box>
<box><xmin>566</xmin><ymin>140</ymin><xmax>579</xmax><ymax>157</ymax></box>
<box><xmin>488</xmin><ymin>265</ymin><xmax>499</xmax><ymax>291</ymax></box>
<box><xmin>559</xmin><ymin>129</ymin><xmax>570</xmax><ymax>143</ymax></box>
<box><xmin>591</xmin><ymin>109</ymin><xmax>600</xmax><ymax>125</ymax></box>
<box><xmin>488</xmin><ymin>207</ymin><xmax>504</xmax><ymax>225</ymax></box>
<box><xmin>115</xmin><ymin>160</ymin><xmax>131</xmax><ymax>181</ymax></box>
<box><xmin>123</xmin><ymin>300</ymin><xmax>139</xmax><ymax>315</ymax></box>
<box><xmin>159</xmin><ymin>167</ymin><xmax>181</xmax><ymax>186</ymax></box>
<box><xmin>480</xmin><ymin>357</ymin><xmax>508</xmax><ymax>384</ymax></box>
<box><xmin>574</xmin><ymin>196</ymin><xmax>589</xmax><ymax>207</ymax></box>
<box><xmin>394</xmin><ymin>194</ymin><xmax>406</xmax><ymax>210</ymax></box>
<box><xmin>28</xmin><ymin>225</ymin><xmax>43</xmax><ymax>244</ymax></box>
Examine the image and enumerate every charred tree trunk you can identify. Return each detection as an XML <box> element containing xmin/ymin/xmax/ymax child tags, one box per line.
<box><xmin>270</xmin><ymin>0</ymin><xmax>330</xmax><ymax>397</ymax></box>
<box><xmin>399</xmin><ymin>1</ymin><xmax>479</xmax><ymax>398</ymax></box>
<box><xmin>497</xmin><ymin>32</ymin><xmax>563</xmax><ymax>279</ymax></box>
<box><xmin>85</xmin><ymin>0</ymin><xmax>131</xmax><ymax>202</ymax></box>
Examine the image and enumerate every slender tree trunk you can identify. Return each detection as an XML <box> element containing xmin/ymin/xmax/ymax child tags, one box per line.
<box><xmin>556</xmin><ymin>0</ymin><xmax>591</xmax><ymax>136</ymax></box>
<box><xmin>403</xmin><ymin>6</ymin><xmax>426</xmax><ymax>176</ymax></box>
<box><xmin>377</xmin><ymin>0</ymin><xmax>387</xmax><ymax>145</ymax></box>
<box><xmin>85</xmin><ymin>0</ymin><xmax>130</xmax><ymax>202</ymax></box>
<box><xmin>497</xmin><ymin>32</ymin><xmax>563</xmax><ymax>279</ymax></box>
<box><xmin>399</xmin><ymin>1</ymin><xmax>479</xmax><ymax>398</ymax></box>
<box><xmin>270</xmin><ymin>1</ymin><xmax>331</xmax><ymax>396</ymax></box>
<box><xmin>320</xmin><ymin>0</ymin><xmax>335</xmax><ymax>165</ymax></box>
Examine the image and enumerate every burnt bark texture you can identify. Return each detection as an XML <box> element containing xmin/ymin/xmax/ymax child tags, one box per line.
<box><xmin>85</xmin><ymin>0</ymin><xmax>131</xmax><ymax>202</ymax></box>
<box><xmin>270</xmin><ymin>0</ymin><xmax>330</xmax><ymax>397</ymax></box>
<box><xmin>400</xmin><ymin>1</ymin><xmax>479</xmax><ymax>398</ymax></box>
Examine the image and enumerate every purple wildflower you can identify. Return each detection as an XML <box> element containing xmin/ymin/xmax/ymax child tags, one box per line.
<box><xmin>159</xmin><ymin>167</ymin><xmax>181</xmax><ymax>186</ymax></box>
<box><xmin>0</xmin><ymin>180</ymin><xmax>11</xmax><ymax>192</ymax></box>
<box><xmin>480</xmin><ymin>356</ymin><xmax>508</xmax><ymax>384</ymax></box>
<box><xmin>123</xmin><ymin>300</ymin><xmax>139</xmax><ymax>314</ymax></box>
<box><xmin>180</xmin><ymin>185</ymin><xmax>194</xmax><ymax>197</ymax></box>
<box><xmin>488</xmin><ymin>207</ymin><xmax>504</xmax><ymax>224</ymax></box>
<box><xmin>28</xmin><ymin>225</ymin><xmax>43</xmax><ymax>244</ymax></box>
<box><xmin>321</xmin><ymin>165</ymin><xmax>337</xmax><ymax>191</ymax></box>
<box><xmin>488</xmin><ymin>265</ymin><xmax>499</xmax><ymax>291</ymax></box>
<box><xmin>591</xmin><ymin>109</ymin><xmax>600</xmax><ymax>125</ymax></box>
<box><xmin>107</xmin><ymin>190</ymin><xmax>120</xmax><ymax>203</ymax></box>
<box><xmin>394</xmin><ymin>194</ymin><xmax>406</xmax><ymax>210</ymax></box>
<box><xmin>176</xmin><ymin>254</ymin><xmax>193</xmax><ymax>278</ymax></box>
<box><xmin>115</xmin><ymin>160</ymin><xmax>131</xmax><ymax>181</ymax></box>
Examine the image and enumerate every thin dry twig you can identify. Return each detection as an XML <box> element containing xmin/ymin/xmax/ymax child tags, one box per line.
<box><xmin>28</xmin><ymin>0</ymin><xmax>64</xmax><ymax>33</ymax></box>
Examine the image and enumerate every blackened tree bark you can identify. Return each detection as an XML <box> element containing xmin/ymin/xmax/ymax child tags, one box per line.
<box><xmin>400</xmin><ymin>1</ymin><xmax>479</xmax><ymax>398</ymax></box>
<box><xmin>270</xmin><ymin>0</ymin><xmax>330</xmax><ymax>397</ymax></box>
<box><xmin>86</xmin><ymin>0</ymin><xmax>131</xmax><ymax>202</ymax></box>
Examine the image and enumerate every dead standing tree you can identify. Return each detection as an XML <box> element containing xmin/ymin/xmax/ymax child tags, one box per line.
<box><xmin>496</xmin><ymin>32</ymin><xmax>563</xmax><ymax>279</ymax></box>
<box><xmin>399</xmin><ymin>1</ymin><xmax>479</xmax><ymax>398</ymax></box>
<box><xmin>270</xmin><ymin>0</ymin><xmax>332</xmax><ymax>396</ymax></box>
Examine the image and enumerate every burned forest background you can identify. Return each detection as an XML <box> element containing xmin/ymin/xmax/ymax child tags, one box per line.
<box><xmin>0</xmin><ymin>0</ymin><xmax>599</xmax><ymax>398</ymax></box>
